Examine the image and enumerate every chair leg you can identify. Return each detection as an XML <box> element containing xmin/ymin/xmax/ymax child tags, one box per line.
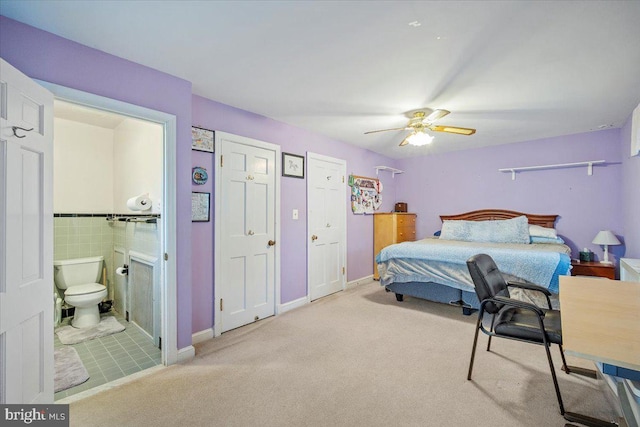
<box><xmin>467</xmin><ymin>316</ymin><xmax>482</xmax><ymax>380</ymax></box>
<box><xmin>544</xmin><ymin>342</ymin><xmax>565</xmax><ymax>415</ymax></box>
<box><xmin>486</xmin><ymin>314</ymin><xmax>496</xmax><ymax>352</ymax></box>
<box><xmin>560</xmin><ymin>345</ymin><xmax>598</xmax><ymax>379</ymax></box>
<box><xmin>559</xmin><ymin>344</ymin><xmax>569</xmax><ymax>372</ymax></box>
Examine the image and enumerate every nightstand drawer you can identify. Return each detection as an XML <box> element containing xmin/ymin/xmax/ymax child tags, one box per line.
<box><xmin>571</xmin><ymin>260</ymin><xmax>615</xmax><ymax>280</ymax></box>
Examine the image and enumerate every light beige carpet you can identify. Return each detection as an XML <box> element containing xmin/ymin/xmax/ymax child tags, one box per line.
<box><xmin>55</xmin><ymin>347</ymin><xmax>89</xmax><ymax>393</ymax></box>
<box><xmin>68</xmin><ymin>282</ymin><xmax>620</xmax><ymax>427</ymax></box>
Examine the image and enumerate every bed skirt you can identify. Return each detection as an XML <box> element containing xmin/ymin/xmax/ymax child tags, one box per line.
<box><xmin>384</xmin><ymin>281</ymin><xmax>480</xmax><ymax>313</ymax></box>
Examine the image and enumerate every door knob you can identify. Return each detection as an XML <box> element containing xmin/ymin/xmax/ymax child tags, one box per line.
<box><xmin>311</xmin><ymin>235</ymin><xmax>318</xmax><ymax>241</ymax></box>
<box><xmin>268</xmin><ymin>240</ymin><xmax>276</xmax><ymax>246</ymax></box>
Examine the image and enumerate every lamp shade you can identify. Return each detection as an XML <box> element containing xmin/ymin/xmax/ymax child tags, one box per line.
<box><xmin>592</xmin><ymin>230</ymin><xmax>621</xmax><ymax>246</ymax></box>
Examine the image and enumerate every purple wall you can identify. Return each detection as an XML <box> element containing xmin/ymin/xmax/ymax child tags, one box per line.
<box><xmin>395</xmin><ymin>130</ymin><xmax>624</xmax><ymax>263</ymax></box>
<box><xmin>4</xmin><ymin>15</ymin><xmax>635</xmax><ymax>342</ymax></box>
<box><xmin>621</xmin><ymin>113</ymin><xmax>640</xmax><ymax>259</ymax></box>
<box><xmin>0</xmin><ymin>16</ymin><xmax>194</xmax><ymax>349</ymax></box>
<box><xmin>191</xmin><ymin>150</ymin><xmax>215</xmax><ymax>332</ymax></box>
<box><xmin>191</xmin><ymin>95</ymin><xmax>397</xmax><ymax>332</ymax></box>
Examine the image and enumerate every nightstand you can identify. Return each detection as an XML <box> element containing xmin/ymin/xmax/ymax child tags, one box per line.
<box><xmin>570</xmin><ymin>260</ymin><xmax>615</xmax><ymax>279</ymax></box>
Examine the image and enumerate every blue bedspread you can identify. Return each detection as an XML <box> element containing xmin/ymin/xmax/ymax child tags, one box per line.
<box><xmin>376</xmin><ymin>239</ymin><xmax>571</xmax><ymax>293</ymax></box>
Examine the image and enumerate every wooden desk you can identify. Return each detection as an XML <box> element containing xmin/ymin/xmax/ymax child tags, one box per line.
<box><xmin>560</xmin><ymin>276</ymin><xmax>640</xmax><ymax>371</ymax></box>
<box><xmin>560</xmin><ymin>276</ymin><xmax>640</xmax><ymax>427</ymax></box>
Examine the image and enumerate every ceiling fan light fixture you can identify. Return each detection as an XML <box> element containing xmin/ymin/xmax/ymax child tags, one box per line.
<box><xmin>406</xmin><ymin>131</ymin><xmax>434</xmax><ymax>146</ymax></box>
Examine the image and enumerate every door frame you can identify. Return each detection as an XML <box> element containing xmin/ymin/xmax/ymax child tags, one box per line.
<box><xmin>214</xmin><ymin>131</ymin><xmax>281</xmax><ymax>337</ymax></box>
<box><xmin>36</xmin><ymin>80</ymin><xmax>178</xmax><ymax>365</ymax></box>
<box><xmin>306</xmin><ymin>152</ymin><xmax>347</xmax><ymax>302</ymax></box>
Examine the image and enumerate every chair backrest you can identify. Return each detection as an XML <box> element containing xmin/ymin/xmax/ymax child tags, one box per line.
<box><xmin>467</xmin><ymin>254</ymin><xmax>510</xmax><ymax>314</ymax></box>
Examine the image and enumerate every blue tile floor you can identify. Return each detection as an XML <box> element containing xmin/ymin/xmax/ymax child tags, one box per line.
<box><xmin>54</xmin><ymin>311</ymin><xmax>161</xmax><ymax>401</ymax></box>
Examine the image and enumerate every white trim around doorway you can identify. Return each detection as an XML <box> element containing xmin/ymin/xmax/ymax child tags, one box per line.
<box><xmin>35</xmin><ymin>80</ymin><xmax>178</xmax><ymax>366</ymax></box>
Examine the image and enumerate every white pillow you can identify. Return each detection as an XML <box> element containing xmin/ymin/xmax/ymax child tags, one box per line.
<box><xmin>529</xmin><ymin>224</ymin><xmax>557</xmax><ymax>239</ymax></box>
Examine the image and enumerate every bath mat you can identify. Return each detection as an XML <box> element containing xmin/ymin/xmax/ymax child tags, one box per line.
<box><xmin>54</xmin><ymin>346</ymin><xmax>89</xmax><ymax>393</ymax></box>
<box><xmin>56</xmin><ymin>316</ymin><xmax>126</xmax><ymax>345</ymax></box>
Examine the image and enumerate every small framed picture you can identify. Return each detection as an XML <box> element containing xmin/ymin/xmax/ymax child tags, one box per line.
<box><xmin>191</xmin><ymin>126</ymin><xmax>214</xmax><ymax>153</ymax></box>
<box><xmin>192</xmin><ymin>167</ymin><xmax>208</xmax><ymax>185</ymax></box>
<box><xmin>282</xmin><ymin>152</ymin><xmax>305</xmax><ymax>179</ymax></box>
<box><xmin>191</xmin><ymin>192</ymin><xmax>210</xmax><ymax>222</ymax></box>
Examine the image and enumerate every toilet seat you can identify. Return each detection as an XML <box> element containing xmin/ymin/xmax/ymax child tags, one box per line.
<box><xmin>64</xmin><ymin>283</ymin><xmax>105</xmax><ymax>296</ymax></box>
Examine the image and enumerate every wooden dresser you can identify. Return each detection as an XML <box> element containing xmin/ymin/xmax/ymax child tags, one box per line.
<box><xmin>373</xmin><ymin>213</ymin><xmax>416</xmax><ymax>280</ymax></box>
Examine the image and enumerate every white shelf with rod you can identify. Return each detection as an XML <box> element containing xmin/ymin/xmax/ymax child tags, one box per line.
<box><xmin>375</xmin><ymin>166</ymin><xmax>404</xmax><ymax>178</ymax></box>
<box><xmin>499</xmin><ymin>160</ymin><xmax>606</xmax><ymax>181</ymax></box>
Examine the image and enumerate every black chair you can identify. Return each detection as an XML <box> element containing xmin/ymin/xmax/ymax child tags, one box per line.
<box><xmin>466</xmin><ymin>253</ymin><xmax>571</xmax><ymax>415</ymax></box>
<box><xmin>466</xmin><ymin>254</ymin><xmax>616</xmax><ymax>427</ymax></box>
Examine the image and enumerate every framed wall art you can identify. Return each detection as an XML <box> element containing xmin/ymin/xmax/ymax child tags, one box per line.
<box><xmin>282</xmin><ymin>152</ymin><xmax>305</xmax><ymax>178</ymax></box>
<box><xmin>192</xmin><ymin>167</ymin><xmax>208</xmax><ymax>185</ymax></box>
<box><xmin>191</xmin><ymin>126</ymin><xmax>214</xmax><ymax>153</ymax></box>
<box><xmin>191</xmin><ymin>192</ymin><xmax>210</xmax><ymax>222</ymax></box>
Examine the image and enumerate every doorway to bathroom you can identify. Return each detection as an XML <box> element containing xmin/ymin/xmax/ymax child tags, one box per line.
<box><xmin>43</xmin><ymin>84</ymin><xmax>177</xmax><ymax>401</ymax></box>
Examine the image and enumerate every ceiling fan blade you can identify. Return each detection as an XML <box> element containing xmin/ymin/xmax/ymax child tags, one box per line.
<box><xmin>364</xmin><ymin>127</ymin><xmax>407</xmax><ymax>135</ymax></box>
<box><xmin>425</xmin><ymin>109</ymin><xmax>450</xmax><ymax>122</ymax></box>
<box><xmin>428</xmin><ymin>125</ymin><xmax>476</xmax><ymax>135</ymax></box>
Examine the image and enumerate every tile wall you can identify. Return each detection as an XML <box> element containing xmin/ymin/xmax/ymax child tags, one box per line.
<box><xmin>53</xmin><ymin>214</ymin><xmax>160</xmax><ymax>306</ymax></box>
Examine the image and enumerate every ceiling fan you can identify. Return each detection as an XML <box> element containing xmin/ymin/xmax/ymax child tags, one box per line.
<box><xmin>364</xmin><ymin>109</ymin><xmax>476</xmax><ymax>146</ymax></box>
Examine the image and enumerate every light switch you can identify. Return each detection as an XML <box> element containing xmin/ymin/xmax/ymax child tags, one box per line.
<box><xmin>292</xmin><ymin>209</ymin><xmax>299</xmax><ymax>220</ymax></box>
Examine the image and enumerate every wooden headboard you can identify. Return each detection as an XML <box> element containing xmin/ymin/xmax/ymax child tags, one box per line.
<box><xmin>440</xmin><ymin>209</ymin><xmax>558</xmax><ymax>229</ymax></box>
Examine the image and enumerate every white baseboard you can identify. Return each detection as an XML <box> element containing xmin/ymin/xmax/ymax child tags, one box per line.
<box><xmin>346</xmin><ymin>274</ymin><xmax>374</xmax><ymax>289</ymax></box>
<box><xmin>192</xmin><ymin>328</ymin><xmax>214</xmax><ymax>345</ymax></box>
<box><xmin>278</xmin><ymin>296</ymin><xmax>308</xmax><ymax>314</ymax></box>
<box><xmin>177</xmin><ymin>345</ymin><xmax>195</xmax><ymax>363</ymax></box>
<box><xmin>278</xmin><ymin>276</ymin><xmax>373</xmax><ymax>315</ymax></box>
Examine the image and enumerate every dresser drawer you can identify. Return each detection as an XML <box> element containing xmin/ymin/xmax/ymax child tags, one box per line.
<box><xmin>396</xmin><ymin>216</ymin><xmax>416</xmax><ymax>227</ymax></box>
<box><xmin>396</xmin><ymin>227</ymin><xmax>416</xmax><ymax>242</ymax></box>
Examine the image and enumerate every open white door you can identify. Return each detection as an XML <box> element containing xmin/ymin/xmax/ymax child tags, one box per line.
<box><xmin>0</xmin><ymin>59</ymin><xmax>54</xmax><ymax>403</ymax></box>
<box><xmin>307</xmin><ymin>153</ymin><xmax>346</xmax><ymax>301</ymax></box>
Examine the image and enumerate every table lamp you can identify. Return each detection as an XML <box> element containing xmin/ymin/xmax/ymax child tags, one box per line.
<box><xmin>592</xmin><ymin>230</ymin><xmax>621</xmax><ymax>264</ymax></box>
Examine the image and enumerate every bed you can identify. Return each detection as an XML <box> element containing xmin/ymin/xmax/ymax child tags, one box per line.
<box><xmin>376</xmin><ymin>209</ymin><xmax>572</xmax><ymax>314</ymax></box>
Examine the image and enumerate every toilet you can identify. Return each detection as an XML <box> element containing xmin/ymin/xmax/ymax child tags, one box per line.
<box><xmin>54</xmin><ymin>256</ymin><xmax>107</xmax><ymax>329</ymax></box>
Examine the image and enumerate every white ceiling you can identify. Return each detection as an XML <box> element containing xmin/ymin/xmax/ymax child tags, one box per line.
<box><xmin>2</xmin><ymin>1</ymin><xmax>640</xmax><ymax>159</ymax></box>
<box><xmin>54</xmin><ymin>100</ymin><xmax>127</xmax><ymax>129</ymax></box>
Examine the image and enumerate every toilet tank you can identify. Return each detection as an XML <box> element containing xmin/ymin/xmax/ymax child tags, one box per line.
<box><xmin>53</xmin><ymin>256</ymin><xmax>104</xmax><ymax>289</ymax></box>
